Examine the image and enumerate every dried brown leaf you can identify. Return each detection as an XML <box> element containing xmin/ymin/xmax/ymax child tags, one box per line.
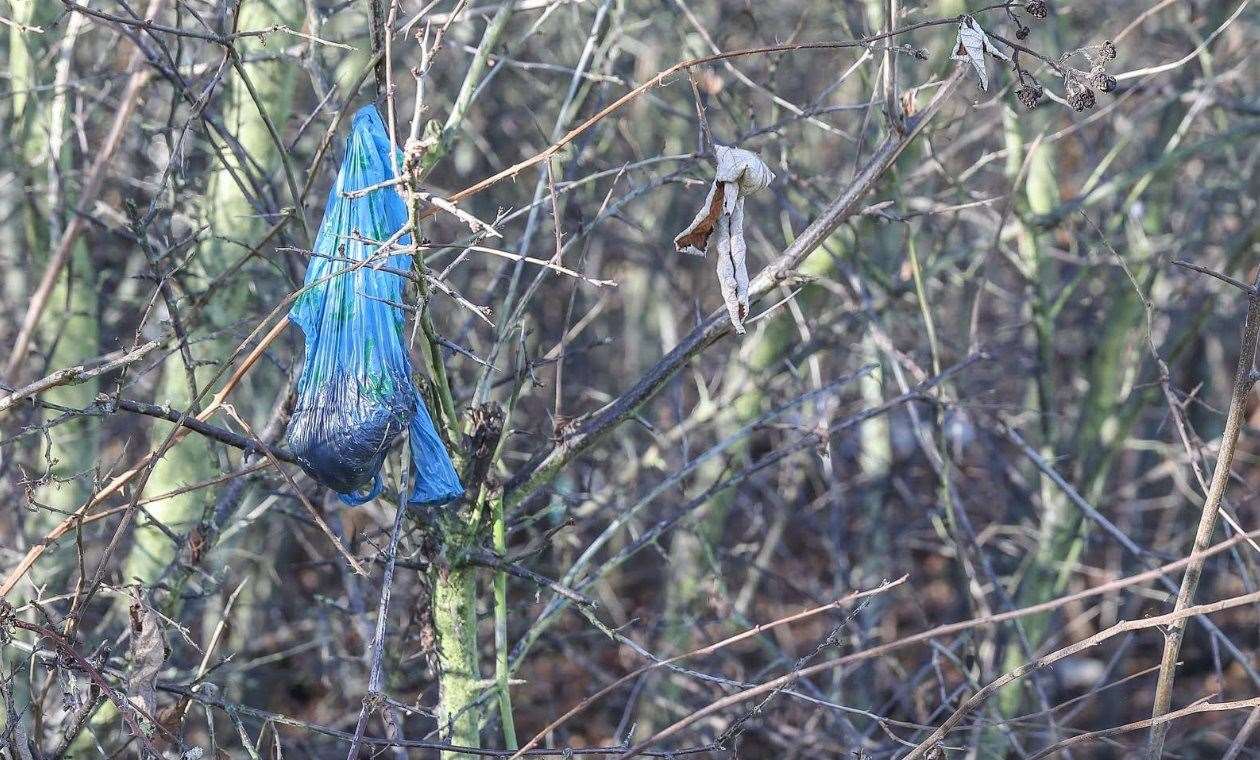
<box><xmin>674</xmin><ymin>182</ymin><xmax>726</xmax><ymax>256</ymax></box>
<box><xmin>127</xmin><ymin>591</ymin><xmax>165</xmax><ymax>719</ymax></box>
<box><xmin>673</xmin><ymin>145</ymin><xmax>774</xmax><ymax>334</ymax></box>
<box><xmin>951</xmin><ymin>15</ymin><xmax>1011</xmax><ymax>91</ymax></box>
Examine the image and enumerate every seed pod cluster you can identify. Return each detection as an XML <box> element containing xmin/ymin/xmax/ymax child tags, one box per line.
<box><xmin>1024</xmin><ymin>1</ymin><xmax>1049</xmax><ymax>19</ymax></box>
<box><xmin>1066</xmin><ymin>76</ymin><xmax>1096</xmax><ymax>111</ymax></box>
<box><xmin>1090</xmin><ymin>66</ymin><xmax>1118</xmax><ymax>93</ymax></box>
<box><xmin>1016</xmin><ymin>84</ymin><xmax>1044</xmax><ymax>110</ymax></box>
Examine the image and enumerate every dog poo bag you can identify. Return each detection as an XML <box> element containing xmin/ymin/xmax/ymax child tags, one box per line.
<box><xmin>285</xmin><ymin>105</ymin><xmax>463</xmax><ymax>506</ymax></box>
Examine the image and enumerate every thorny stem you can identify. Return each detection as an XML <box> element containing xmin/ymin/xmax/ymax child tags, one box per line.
<box><xmin>502</xmin><ymin>69</ymin><xmax>965</xmax><ymax>510</ymax></box>
<box><xmin>8</xmin><ymin>617</ymin><xmax>167</xmax><ymax>756</ymax></box>
<box><xmin>392</xmin><ymin>8</ymin><xmax>515</xmax><ymax>755</ymax></box>
<box><xmin>898</xmin><ymin>590</ymin><xmax>1260</xmax><ymax>760</ymax></box>
<box><xmin>346</xmin><ymin>504</ymin><xmax>408</xmax><ymax>760</ymax></box>
<box><xmin>1145</xmin><ymin>274</ymin><xmax>1260</xmax><ymax>758</ymax></box>
<box><xmin>507</xmin><ymin>579</ymin><xmax>907</xmax><ymax>760</ymax></box>
<box><xmin>422</xmin><ymin>0</ymin><xmax>515</xmax><ymax>174</ymax></box>
<box><xmin>1</xmin><ymin>8</ymin><xmax>1108</xmax><ymax>755</ymax></box>
<box><xmin>618</xmin><ymin>586</ymin><xmax>1260</xmax><ymax>760</ymax></box>
<box><xmin>427</xmin><ymin>26</ymin><xmax>974</xmax><ymax>224</ymax></box>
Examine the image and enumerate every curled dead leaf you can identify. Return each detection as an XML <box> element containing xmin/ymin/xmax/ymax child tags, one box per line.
<box><xmin>950</xmin><ymin>15</ymin><xmax>1012</xmax><ymax>92</ymax></box>
<box><xmin>673</xmin><ymin>145</ymin><xmax>775</xmax><ymax>334</ymax></box>
<box><xmin>127</xmin><ymin>591</ymin><xmax>166</xmax><ymax>720</ymax></box>
<box><xmin>900</xmin><ymin>89</ymin><xmax>919</xmax><ymax>118</ymax></box>
<box><xmin>674</xmin><ymin>182</ymin><xmax>726</xmax><ymax>256</ymax></box>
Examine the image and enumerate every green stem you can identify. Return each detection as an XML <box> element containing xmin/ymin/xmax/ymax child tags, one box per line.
<box><xmin>431</xmin><ymin>550</ymin><xmax>482</xmax><ymax>758</ymax></box>
<box><xmin>492</xmin><ymin>496</ymin><xmax>518</xmax><ymax>749</ymax></box>
<box><xmin>420</xmin><ymin>2</ymin><xmax>514</xmax><ymax>174</ymax></box>
<box><xmin>399</xmin><ymin>8</ymin><xmax>516</xmax><ymax>752</ymax></box>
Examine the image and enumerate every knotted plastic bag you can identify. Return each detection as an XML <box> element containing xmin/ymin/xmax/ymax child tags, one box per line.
<box><xmin>285</xmin><ymin>105</ymin><xmax>463</xmax><ymax>506</ymax></box>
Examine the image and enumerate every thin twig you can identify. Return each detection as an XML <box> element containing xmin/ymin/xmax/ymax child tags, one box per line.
<box><xmin>346</xmin><ymin>504</ymin><xmax>408</xmax><ymax>759</ymax></box>
<box><xmin>5</xmin><ymin>0</ymin><xmax>168</xmax><ymax>381</ymax></box>
<box><xmin>899</xmin><ymin>590</ymin><xmax>1260</xmax><ymax>760</ymax></box>
<box><xmin>1145</xmin><ymin>272</ymin><xmax>1260</xmax><ymax>757</ymax></box>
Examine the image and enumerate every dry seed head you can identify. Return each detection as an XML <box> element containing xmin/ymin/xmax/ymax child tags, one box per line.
<box><xmin>1066</xmin><ymin>77</ymin><xmax>1096</xmax><ymax>111</ymax></box>
<box><xmin>1091</xmin><ymin>66</ymin><xmax>1118</xmax><ymax>93</ymax></box>
<box><xmin>1016</xmin><ymin>84</ymin><xmax>1043</xmax><ymax>110</ymax></box>
<box><xmin>1024</xmin><ymin>1</ymin><xmax>1049</xmax><ymax>19</ymax></box>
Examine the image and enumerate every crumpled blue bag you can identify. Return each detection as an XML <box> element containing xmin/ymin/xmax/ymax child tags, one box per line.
<box><xmin>285</xmin><ymin>105</ymin><xmax>463</xmax><ymax>506</ymax></box>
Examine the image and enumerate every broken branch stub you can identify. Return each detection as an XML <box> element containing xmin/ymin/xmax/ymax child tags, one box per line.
<box><xmin>674</xmin><ymin>145</ymin><xmax>775</xmax><ymax>334</ymax></box>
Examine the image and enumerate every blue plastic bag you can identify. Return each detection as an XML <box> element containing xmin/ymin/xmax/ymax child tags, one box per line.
<box><xmin>285</xmin><ymin>105</ymin><xmax>463</xmax><ymax>506</ymax></box>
